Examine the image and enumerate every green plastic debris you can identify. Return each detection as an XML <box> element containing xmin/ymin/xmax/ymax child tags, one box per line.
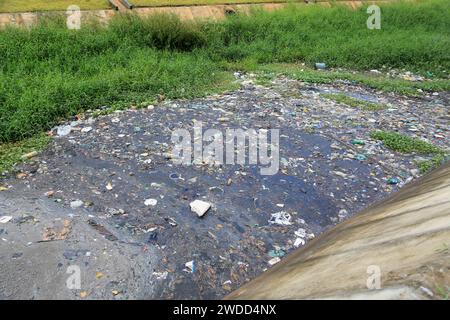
<box><xmin>351</xmin><ymin>139</ymin><xmax>365</xmax><ymax>145</ymax></box>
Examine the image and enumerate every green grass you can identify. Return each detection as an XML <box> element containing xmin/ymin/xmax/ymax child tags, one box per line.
<box><xmin>0</xmin><ymin>14</ymin><xmax>232</xmax><ymax>142</ymax></box>
<box><xmin>0</xmin><ymin>0</ymin><xmax>298</xmax><ymax>12</ymax></box>
<box><xmin>322</xmin><ymin>93</ymin><xmax>387</xmax><ymax>111</ymax></box>
<box><xmin>208</xmin><ymin>0</ymin><xmax>449</xmax><ymax>76</ymax></box>
<box><xmin>0</xmin><ymin>0</ymin><xmax>449</xmax><ymax>147</ymax></box>
<box><xmin>133</xmin><ymin>0</ymin><xmax>292</xmax><ymax>6</ymax></box>
<box><xmin>370</xmin><ymin>131</ymin><xmax>448</xmax><ymax>172</ymax></box>
<box><xmin>370</xmin><ymin>131</ymin><xmax>443</xmax><ymax>154</ymax></box>
<box><xmin>0</xmin><ymin>133</ymin><xmax>50</xmax><ymax>174</ymax></box>
<box><xmin>0</xmin><ymin>0</ymin><xmax>108</xmax><ymax>13</ymax></box>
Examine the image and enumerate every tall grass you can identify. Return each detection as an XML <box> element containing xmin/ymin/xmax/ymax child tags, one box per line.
<box><xmin>205</xmin><ymin>0</ymin><xmax>449</xmax><ymax>71</ymax></box>
<box><xmin>0</xmin><ymin>0</ymin><xmax>449</xmax><ymax>143</ymax></box>
<box><xmin>0</xmin><ymin>0</ymin><xmax>107</xmax><ymax>13</ymax></box>
<box><xmin>0</xmin><ymin>15</ymin><xmax>220</xmax><ymax>142</ymax></box>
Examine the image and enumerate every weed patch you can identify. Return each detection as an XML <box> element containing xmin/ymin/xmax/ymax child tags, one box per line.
<box><xmin>322</xmin><ymin>93</ymin><xmax>386</xmax><ymax>111</ymax></box>
<box><xmin>417</xmin><ymin>154</ymin><xmax>448</xmax><ymax>173</ymax></box>
<box><xmin>0</xmin><ymin>133</ymin><xmax>50</xmax><ymax>174</ymax></box>
<box><xmin>370</xmin><ymin>131</ymin><xmax>443</xmax><ymax>154</ymax></box>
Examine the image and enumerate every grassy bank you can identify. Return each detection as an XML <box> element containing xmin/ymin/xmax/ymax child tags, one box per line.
<box><xmin>0</xmin><ymin>0</ymin><xmax>108</xmax><ymax>13</ymax></box>
<box><xmin>0</xmin><ymin>0</ymin><xmax>449</xmax><ymax>145</ymax></box>
<box><xmin>0</xmin><ymin>0</ymin><xmax>291</xmax><ymax>13</ymax></box>
<box><xmin>133</xmin><ymin>0</ymin><xmax>292</xmax><ymax>7</ymax></box>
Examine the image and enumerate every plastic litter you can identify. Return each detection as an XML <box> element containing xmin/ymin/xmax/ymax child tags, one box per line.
<box><xmin>190</xmin><ymin>200</ymin><xmax>211</xmax><ymax>217</ymax></box>
<box><xmin>184</xmin><ymin>260</ymin><xmax>195</xmax><ymax>273</ymax></box>
<box><xmin>268</xmin><ymin>257</ymin><xmax>281</xmax><ymax>265</ymax></box>
<box><xmin>21</xmin><ymin>151</ymin><xmax>38</xmax><ymax>160</ymax></box>
<box><xmin>387</xmin><ymin>177</ymin><xmax>400</xmax><ymax>185</ymax></box>
<box><xmin>70</xmin><ymin>200</ymin><xmax>83</xmax><ymax>209</ymax></box>
<box><xmin>0</xmin><ymin>216</ymin><xmax>13</xmax><ymax>224</ymax></box>
<box><xmin>153</xmin><ymin>271</ymin><xmax>168</xmax><ymax>280</ymax></box>
<box><xmin>268</xmin><ymin>211</ymin><xmax>292</xmax><ymax>225</ymax></box>
<box><xmin>294</xmin><ymin>238</ymin><xmax>305</xmax><ymax>247</ymax></box>
<box><xmin>268</xmin><ymin>249</ymin><xmax>286</xmax><ymax>258</ymax></box>
<box><xmin>356</xmin><ymin>154</ymin><xmax>367</xmax><ymax>161</ymax></box>
<box><xmin>144</xmin><ymin>198</ymin><xmax>158</xmax><ymax>206</ymax></box>
<box><xmin>294</xmin><ymin>228</ymin><xmax>307</xmax><ymax>238</ymax></box>
<box><xmin>351</xmin><ymin>139</ymin><xmax>365</xmax><ymax>145</ymax></box>
<box><xmin>315</xmin><ymin>62</ymin><xmax>326</xmax><ymax>70</ymax></box>
<box><xmin>56</xmin><ymin>125</ymin><xmax>72</xmax><ymax>137</ymax></box>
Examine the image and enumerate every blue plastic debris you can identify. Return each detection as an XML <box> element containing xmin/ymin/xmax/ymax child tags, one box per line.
<box><xmin>268</xmin><ymin>249</ymin><xmax>286</xmax><ymax>258</ymax></box>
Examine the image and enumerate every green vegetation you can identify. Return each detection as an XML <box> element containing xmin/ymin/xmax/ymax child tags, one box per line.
<box><xmin>0</xmin><ymin>14</ymin><xmax>235</xmax><ymax>142</ymax></box>
<box><xmin>417</xmin><ymin>154</ymin><xmax>448</xmax><ymax>173</ymax></box>
<box><xmin>0</xmin><ymin>0</ymin><xmax>297</xmax><ymax>13</ymax></box>
<box><xmin>0</xmin><ymin>134</ymin><xmax>50</xmax><ymax>174</ymax></box>
<box><xmin>0</xmin><ymin>0</ymin><xmax>449</xmax><ymax>150</ymax></box>
<box><xmin>209</xmin><ymin>0</ymin><xmax>449</xmax><ymax>75</ymax></box>
<box><xmin>0</xmin><ymin>0</ymin><xmax>108</xmax><ymax>13</ymax></box>
<box><xmin>133</xmin><ymin>0</ymin><xmax>290</xmax><ymax>6</ymax></box>
<box><xmin>435</xmin><ymin>285</ymin><xmax>449</xmax><ymax>300</ymax></box>
<box><xmin>370</xmin><ymin>131</ymin><xmax>448</xmax><ymax>173</ymax></box>
<box><xmin>322</xmin><ymin>93</ymin><xmax>386</xmax><ymax>111</ymax></box>
<box><xmin>370</xmin><ymin>131</ymin><xmax>443</xmax><ymax>154</ymax></box>
<box><xmin>252</xmin><ymin>63</ymin><xmax>450</xmax><ymax>95</ymax></box>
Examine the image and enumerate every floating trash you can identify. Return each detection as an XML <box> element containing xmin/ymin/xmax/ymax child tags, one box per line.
<box><xmin>294</xmin><ymin>228</ymin><xmax>307</xmax><ymax>238</ymax></box>
<box><xmin>351</xmin><ymin>139</ymin><xmax>365</xmax><ymax>145</ymax></box>
<box><xmin>144</xmin><ymin>198</ymin><xmax>158</xmax><ymax>206</ymax></box>
<box><xmin>387</xmin><ymin>177</ymin><xmax>400</xmax><ymax>185</ymax></box>
<box><xmin>268</xmin><ymin>257</ymin><xmax>281</xmax><ymax>266</ymax></box>
<box><xmin>153</xmin><ymin>271</ymin><xmax>168</xmax><ymax>280</ymax></box>
<box><xmin>294</xmin><ymin>238</ymin><xmax>305</xmax><ymax>247</ymax></box>
<box><xmin>169</xmin><ymin>173</ymin><xmax>180</xmax><ymax>180</ymax></box>
<box><xmin>268</xmin><ymin>211</ymin><xmax>292</xmax><ymax>226</ymax></box>
<box><xmin>268</xmin><ymin>249</ymin><xmax>286</xmax><ymax>258</ymax></box>
<box><xmin>184</xmin><ymin>260</ymin><xmax>195</xmax><ymax>273</ymax></box>
<box><xmin>0</xmin><ymin>216</ymin><xmax>13</xmax><ymax>224</ymax></box>
<box><xmin>147</xmin><ymin>231</ymin><xmax>158</xmax><ymax>244</ymax></box>
<box><xmin>356</xmin><ymin>154</ymin><xmax>367</xmax><ymax>161</ymax></box>
<box><xmin>190</xmin><ymin>200</ymin><xmax>212</xmax><ymax>217</ymax></box>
